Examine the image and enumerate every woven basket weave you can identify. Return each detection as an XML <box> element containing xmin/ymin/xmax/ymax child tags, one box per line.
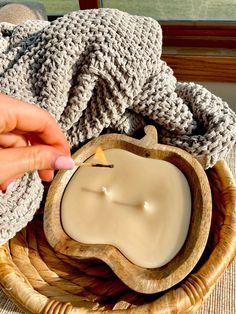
<box><xmin>0</xmin><ymin>159</ymin><xmax>235</xmax><ymax>313</ymax></box>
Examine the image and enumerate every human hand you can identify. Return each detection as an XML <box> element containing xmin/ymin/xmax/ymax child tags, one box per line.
<box><xmin>0</xmin><ymin>93</ymin><xmax>75</xmax><ymax>191</ymax></box>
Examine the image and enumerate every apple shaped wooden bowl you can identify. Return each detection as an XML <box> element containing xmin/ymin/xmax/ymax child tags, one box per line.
<box><xmin>42</xmin><ymin>125</ymin><xmax>211</xmax><ymax>294</ymax></box>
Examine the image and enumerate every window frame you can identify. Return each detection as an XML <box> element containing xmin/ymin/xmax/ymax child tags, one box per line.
<box><xmin>160</xmin><ymin>21</ymin><xmax>236</xmax><ymax>82</ymax></box>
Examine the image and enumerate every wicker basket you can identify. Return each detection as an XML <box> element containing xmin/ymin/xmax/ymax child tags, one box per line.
<box><xmin>0</xmin><ymin>159</ymin><xmax>235</xmax><ymax>314</ymax></box>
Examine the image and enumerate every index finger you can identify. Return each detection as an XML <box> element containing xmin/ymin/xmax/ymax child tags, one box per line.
<box><xmin>0</xmin><ymin>93</ymin><xmax>70</xmax><ymax>155</ymax></box>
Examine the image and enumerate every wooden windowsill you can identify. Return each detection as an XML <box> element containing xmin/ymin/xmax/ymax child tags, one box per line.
<box><xmin>160</xmin><ymin>22</ymin><xmax>236</xmax><ymax>82</ymax></box>
<box><xmin>162</xmin><ymin>54</ymin><xmax>236</xmax><ymax>82</ymax></box>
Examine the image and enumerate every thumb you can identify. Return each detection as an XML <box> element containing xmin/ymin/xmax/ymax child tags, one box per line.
<box><xmin>0</xmin><ymin>145</ymin><xmax>75</xmax><ymax>185</ymax></box>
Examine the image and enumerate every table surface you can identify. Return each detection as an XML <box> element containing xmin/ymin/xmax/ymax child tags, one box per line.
<box><xmin>0</xmin><ymin>145</ymin><xmax>235</xmax><ymax>314</ymax></box>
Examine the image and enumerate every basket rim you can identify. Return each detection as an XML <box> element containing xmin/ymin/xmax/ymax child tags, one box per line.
<box><xmin>0</xmin><ymin>159</ymin><xmax>235</xmax><ymax>314</ymax></box>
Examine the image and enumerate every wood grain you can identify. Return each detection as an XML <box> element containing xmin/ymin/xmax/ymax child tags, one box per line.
<box><xmin>160</xmin><ymin>22</ymin><xmax>236</xmax><ymax>82</ymax></box>
<box><xmin>161</xmin><ymin>22</ymin><xmax>236</xmax><ymax>49</ymax></box>
<box><xmin>44</xmin><ymin>125</ymin><xmax>212</xmax><ymax>294</ymax></box>
<box><xmin>162</xmin><ymin>54</ymin><xmax>236</xmax><ymax>82</ymax></box>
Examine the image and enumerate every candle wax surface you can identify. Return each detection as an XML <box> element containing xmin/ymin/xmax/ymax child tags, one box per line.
<box><xmin>61</xmin><ymin>148</ymin><xmax>191</xmax><ymax>268</ymax></box>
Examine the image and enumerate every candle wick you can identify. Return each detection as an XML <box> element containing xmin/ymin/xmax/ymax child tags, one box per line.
<box><xmin>101</xmin><ymin>186</ymin><xmax>109</xmax><ymax>196</ymax></box>
<box><xmin>143</xmin><ymin>201</ymin><xmax>149</xmax><ymax>210</ymax></box>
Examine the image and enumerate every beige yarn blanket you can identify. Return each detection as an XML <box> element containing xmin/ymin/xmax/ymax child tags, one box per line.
<box><xmin>0</xmin><ymin>9</ymin><xmax>235</xmax><ymax>244</ymax></box>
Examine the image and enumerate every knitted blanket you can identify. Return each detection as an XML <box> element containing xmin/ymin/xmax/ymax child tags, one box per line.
<box><xmin>0</xmin><ymin>9</ymin><xmax>235</xmax><ymax>244</ymax></box>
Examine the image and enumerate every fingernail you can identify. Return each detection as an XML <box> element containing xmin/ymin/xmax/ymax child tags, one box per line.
<box><xmin>6</xmin><ymin>181</ymin><xmax>16</xmax><ymax>193</ymax></box>
<box><xmin>54</xmin><ymin>156</ymin><xmax>75</xmax><ymax>170</ymax></box>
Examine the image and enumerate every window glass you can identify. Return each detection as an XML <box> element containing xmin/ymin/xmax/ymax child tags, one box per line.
<box><xmin>9</xmin><ymin>0</ymin><xmax>236</xmax><ymax>20</ymax></box>
<box><xmin>103</xmin><ymin>0</ymin><xmax>236</xmax><ymax>21</ymax></box>
<box><xmin>12</xmin><ymin>0</ymin><xmax>79</xmax><ymax>15</ymax></box>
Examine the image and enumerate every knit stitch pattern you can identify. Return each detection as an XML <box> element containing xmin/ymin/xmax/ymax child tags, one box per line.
<box><xmin>0</xmin><ymin>9</ymin><xmax>235</xmax><ymax>244</ymax></box>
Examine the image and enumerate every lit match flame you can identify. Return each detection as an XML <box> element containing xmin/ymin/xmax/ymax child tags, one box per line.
<box><xmin>93</xmin><ymin>146</ymin><xmax>108</xmax><ymax>165</ymax></box>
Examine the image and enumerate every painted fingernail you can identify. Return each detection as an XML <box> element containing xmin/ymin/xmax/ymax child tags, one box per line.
<box><xmin>54</xmin><ymin>156</ymin><xmax>75</xmax><ymax>170</ymax></box>
<box><xmin>6</xmin><ymin>181</ymin><xmax>16</xmax><ymax>193</ymax></box>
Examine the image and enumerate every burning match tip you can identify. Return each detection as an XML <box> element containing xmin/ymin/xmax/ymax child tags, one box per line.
<box><xmin>93</xmin><ymin>163</ymin><xmax>114</xmax><ymax>168</ymax></box>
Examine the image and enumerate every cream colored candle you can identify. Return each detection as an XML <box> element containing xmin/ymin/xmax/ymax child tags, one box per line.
<box><xmin>61</xmin><ymin>149</ymin><xmax>191</xmax><ymax>268</ymax></box>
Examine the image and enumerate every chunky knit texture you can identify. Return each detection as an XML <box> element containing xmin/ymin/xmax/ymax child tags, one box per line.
<box><xmin>0</xmin><ymin>9</ymin><xmax>235</xmax><ymax>244</ymax></box>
